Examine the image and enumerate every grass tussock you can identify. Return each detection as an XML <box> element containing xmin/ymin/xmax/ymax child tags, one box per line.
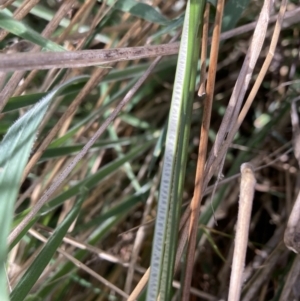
<box><xmin>0</xmin><ymin>0</ymin><xmax>299</xmax><ymax>300</ymax></box>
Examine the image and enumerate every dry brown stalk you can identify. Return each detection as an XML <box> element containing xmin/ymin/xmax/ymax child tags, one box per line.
<box><xmin>158</xmin><ymin>1</ymin><xmax>286</xmax><ymax>299</ymax></box>
<box><xmin>0</xmin><ymin>0</ymin><xmax>77</xmax><ymax>112</ymax></box>
<box><xmin>182</xmin><ymin>0</ymin><xmax>225</xmax><ymax>299</ymax></box>
<box><xmin>228</xmin><ymin>163</ymin><xmax>256</xmax><ymax>301</ymax></box>
<box><xmin>205</xmin><ymin>0</ymin><xmax>287</xmax><ymax>186</ymax></box>
<box><xmin>8</xmin><ymin>36</ymin><xmax>176</xmax><ymax>250</ymax></box>
<box><xmin>205</xmin><ymin>0</ymin><xmax>273</xmax><ymax>177</ymax></box>
<box><xmin>0</xmin><ymin>43</ymin><xmax>179</xmax><ymax>72</ymax></box>
<box><xmin>279</xmin><ymin>255</ymin><xmax>300</xmax><ymax>301</ymax></box>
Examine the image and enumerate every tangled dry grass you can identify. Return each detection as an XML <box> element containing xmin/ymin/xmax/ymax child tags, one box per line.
<box><xmin>0</xmin><ymin>0</ymin><xmax>300</xmax><ymax>300</ymax></box>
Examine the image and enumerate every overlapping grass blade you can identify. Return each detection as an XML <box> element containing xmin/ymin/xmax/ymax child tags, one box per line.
<box><xmin>146</xmin><ymin>0</ymin><xmax>205</xmax><ymax>300</ymax></box>
<box><xmin>41</xmin><ymin>140</ymin><xmax>155</xmax><ymax>215</ymax></box>
<box><xmin>10</xmin><ymin>189</ymin><xmax>87</xmax><ymax>301</ymax></box>
<box><xmin>107</xmin><ymin>0</ymin><xmax>170</xmax><ymax>25</ymax></box>
<box><xmin>34</xmin><ymin>186</ymin><xmax>151</xmax><ymax>299</ymax></box>
<box><xmin>0</xmin><ymin>76</ymin><xmax>88</xmax><ymax>301</ymax></box>
<box><xmin>40</xmin><ymin>135</ymin><xmax>154</xmax><ymax>161</ymax></box>
<box><xmin>9</xmin><ymin>140</ymin><xmax>155</xmax><ymax>250</ymax></box>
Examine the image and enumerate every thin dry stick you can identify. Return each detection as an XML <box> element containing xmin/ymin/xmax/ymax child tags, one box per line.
<box><xmin>228</xmin><ymin>163</ymin><xmax>256</xmax><ymax>301</ymax></box>
<box><xmin>205</xmin><ymin>0</ymin><xmax>287</xmax><ymax>186</ymax></box>
<box><xmin>8</xmin><ymin>45</ymin><xmax>172</xmax><ymax>246</ymax></box>
<box><xmin>22</xmin><ymin>19</ymin><xmax>147</xmax><ymax>181</ymax></box>
<box><xmin>3</xmin><ymin>4</ymin><xmax>296</xmax><ymax>76</ymax></box>
<box><xmin>1</xmin><ymin>4</ymin><xmax>295</xmax><ymax>102</ymax></box>
<box><xmin>205</xmin><ymin>0</ymin><xmax>273</xmax><ymax>175</ymax></box>
<box><xmin>0</xmin><ymin>43</ymin><xmax>179</xmax><ymax>71</ymax></box>
<box><xmin>279</xmin><ymin>255</ymin><xmax>300</xmax><ymax>301</ymax></box>
<box><xmin>28</xmin><ymin>229</ymin><xmax>130</xmax><ymax>299</ymax></box>
<box><xmin>127</xmin><ymin>268</ymin><xmax>150</xmax><ymax>301</ymax></box>
<box><xmin>0</xmin><ymin>0</ymin><xmax>77</xmax><ymax>112</ymax></box>
<box><xmin>182</xmin><ymin>0</ymin><xmax>225</xmax><ymax>300</ymax></box>
<box><xmin>284</xmin><ymin>97</ymin><xmax>300</xmax><ymax>253</ymax></box>
<box><xmin>13</xmin><ymin>0</ymin><xmax>98</xmax><ymax>96</ymax></box>
<box><xmin>215</xmin><ymin>6</ymin><xmax>299</xmax><ymax>44</ymax></box>
<box><xmin>284</xmin><ymin>190</ymin><xmax>300</xmax><ymax>253</ymax></box>
<box><xmin>242</xmin><ymin>242</ymin><xmax>287</xmax><ymax>301</ymax></box>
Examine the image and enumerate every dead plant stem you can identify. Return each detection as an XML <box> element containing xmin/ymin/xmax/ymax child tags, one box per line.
<box><xmin>228</xmin><ymin>163</ymin><xmax>256</xmax><ymax>301</ymax></box>
<box><xmin>182</xmin><ymin>0</ymin><xmax>225</xmax><ymax>299</ymax></box>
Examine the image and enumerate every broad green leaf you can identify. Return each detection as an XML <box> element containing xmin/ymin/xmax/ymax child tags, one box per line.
<box><xmin>222</xmin><ymin>0</ymin><xmax>250</xmax><ymax>33</ymax></box>
<box><xmin>0</xmin><ymin>76</ymin><xmax>88</xmax><ymax>301</ymax></box>
<box><xmin>0</xmin><ymin>11</ymin><xmax>65</xmax><ymax>51</ymax></box>
<box><xmin>10</xmin><ymin>189</ymin><xmax>87</xmax><ymax>301</ymax></box>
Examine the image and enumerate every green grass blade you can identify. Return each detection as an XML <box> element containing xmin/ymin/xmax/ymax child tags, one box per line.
<box><xmin>160</xmin><ymin>2</ymin><xmax>204</xmax><ymax>299</ymax></box>
<box><xmin>4</xmin><ymin>58</ymin><xmax>177</xmax><ymax>113</ymax></box>
<box><xmin>107</xmin><ymin>0</ymin><xmax>170</xmax><ymax>25</ymax></box>
<box><xmin>76</xmin><ymin>184</ymin><xmax>151</xmax><ymax>232</ymax></box>
<box><xmin>0</xmin><ymin>76</ymin><xmax>88</xmax><ymax>301</ymax></box>
<box><xmin>222</xmin><ymin>0</ymin><xmax>250</xmax><ymax>32</ymax></box>
<box><xmin>10</xmin><ymin>189</ymin><xmax>87</xmax><ymax>301</ymax></box>
<box><xmin>9</xmin><ymin>140</ymin><xmax>154</xmax><ymax>252</ymax></box>
<box><xmin>0</xmin><ymin>11</ymin><xmax>65</xmax><ymax>51</ymax></box>
<box><xmin>41</xmin><ymin>140</ymin><xmax>155</xmax><ymax>215</ymax></box>
<box><xmin>146</xmin><ymin>0</ymin><xmax>204</xmax><ymax>299</ymax></box>
<box><xmin>40</xmin><ymin>135</ymin><xmax>155</xmax><ymax>161</ymax></box>
<box><xmin>34</xmin><ymin>186</ymin><xmax>150</xmax><ymax>299</ymax></box>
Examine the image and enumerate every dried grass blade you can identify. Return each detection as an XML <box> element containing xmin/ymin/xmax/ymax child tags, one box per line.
<box><xmin>205</xmin><ymin>0</ymin><xmax>287</xmax><ymax>186</ymax></box>
<box><xmin>0</xmin><ymin>43</ymin><xmax>179</xmax><ymax>72</ymax></box>
<box><xmin>205</xmin><ymin>0</ymin><xmax>273</xmax><ymax>176</ymax></box>
<box><xmin>182</xmin><ymin>0</ymin><xmax>225</xmax><ymax>299</ymax></box>
<box><xmin>8</xmin><ymin>39</ymin><xmax>173</xmax><ymax>252</ymax></box>
<box><xmin>279</xmin><ymin>255</ymin><xmax>300</xmax><ymax>301</ymax></box>
<box><xmin>228</xmin><ymin>163</ymin><xmax>256</xmax><ymax>301</ymax></box>
<box><xmin>0</xmin><ymin>0</ymin><xmax>76</xmax><ymax>112</ymax></box>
